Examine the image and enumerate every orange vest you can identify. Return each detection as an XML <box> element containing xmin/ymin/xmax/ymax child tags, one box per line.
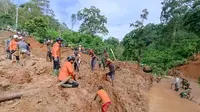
<box><xmin>58</xmin><ymin>61</ymin><xmax>74</xmax><ymax>81</ymax></box>
<box><xmin>97</xmin><ymin>89</ymin><xmax>111</xmax><ymax>104</ymax></box>
<box><xmin>52</xmin><ymin>42</ymin><xmax>61</xmax><ymax>58</ymax></box>
<box><xmin>10</xmin><ymin>40</ymin><xmax>18</xmax><ymax>51</ymax></box>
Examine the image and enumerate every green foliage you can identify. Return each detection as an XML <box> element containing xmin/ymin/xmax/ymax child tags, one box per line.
<box><xmin>0</xmin><ymin>14</ymin><xmax>14</xmax><ymax>28</ymax></box>
<box><xmin>123</xmin><ymin>0</ymin><xmax>200</xmax><ymax>75</ymax></box>
<box><xmin>104</xmin><ymin>37</ymin><xmax>120</xmax><ymax>48</ymax></box>
<box><xmin>77</xmin><ymin>6</ymin><xmax>108</xmax><ymax>36</ymax></box>
<box><xmin>24</xmin><ymin>17</ymin><xmax>47</xmax><ymax>38</ymax></box>
<box><xmin>71</xmin><ymin>14</ymin><xmax>76</xmax><ymax>30</ymax></box>
<box><xmin>183</xmin><ymin>2</ymin><xmax>200</xmax><ymax>35</ymax></box>
<box><xmin>125</xmin><ymin>9</ymin><xmax>149</xmax><ymax>63</ymax></box>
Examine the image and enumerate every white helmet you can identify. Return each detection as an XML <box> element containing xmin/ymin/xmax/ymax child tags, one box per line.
<box><xmin>13</xmin><ymin>35</ymin><xmax>18</xmax><ymax>39</ymax></box>
<box><xmin>18</xmin><ymin>36</ymin><xmax>23</xmax><ymax>40</ymax></box>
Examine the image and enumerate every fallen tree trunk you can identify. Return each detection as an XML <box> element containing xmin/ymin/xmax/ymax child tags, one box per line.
<box><xmin>0</xmin><ymin>92</ymin><xmax>23</xmax><ymax>102</ymax></box>
<box><xmin>0</xmin><ymin>88</ymin><xmax>40</xmax><ymax>103</ymax></box>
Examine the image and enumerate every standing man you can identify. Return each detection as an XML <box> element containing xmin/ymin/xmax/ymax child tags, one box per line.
<box><xmin>102</xmin><ymin>50</ymin><xmax>109</xmax><ymax>70</ymax></box>
<box><xmin>18</xmin><ymin>37</ymin><xmax>28</xmax><ymax>66</ymax></box>
<box><xmin>73</xmin><ymin>51</ymin><xmax>81</xmax><ymax>72</ymax></box>
<box><xmin>9</xmin><ymin>35</ymin><xmax>19</xmax><ymax>61</ymax></box>
<box><xmin>171</xmin><ymin>76</ymin><xmax>182</xmax><ymax>92</ymax></box>
<box><xmin>5</xmin><ymin>35</ymin><xmax>12</xmax><ymax>59</ymax></box>
<box><xmin>52</xmin><ymin>37</ymin><xmax>63</xmax><ymax>76</ymax></box>
<box><xmin>46</xmin><ymin>40</ymin><xmax>53</xmax><ymax>62</ymax></box>
<box><xmin>105</xmin><ymin>58</ymin><xmax>115</xmax><ymax>87</ymax></box>
<box><xmin>25</xmin><ymin>41</ymin><xmax>31</xmax><ymax>56</ymax></box>
<box><xmin>89</xmin><ymin>49</ymin><xmax>96</xmax><ymax>72</ymax></box>
<box><xmin>94</xmin><ymin>86</ymin><xmax>112</xmax><ymax>112</ymax></box>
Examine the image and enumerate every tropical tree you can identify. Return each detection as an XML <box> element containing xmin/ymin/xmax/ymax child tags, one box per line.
<box><xmin>77</xmin><ymin>6</ymin><xmax>108</xmax><ymax>36</ymax></box>
<box><xmin>71</xmin><ymin>14</ymin><xmax>76</xmax><ymax>30</ymax></box>
<box><xmin>123</xmin><ymin>9</ymin><xmax>149</xmax><ymax>68</ymax></box>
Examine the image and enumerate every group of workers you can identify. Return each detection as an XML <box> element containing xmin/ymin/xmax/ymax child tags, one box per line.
<box><xmin>43</xmin><ymin>37</ymin><xmax>114</xmax><ymax>112</ymax></box>
<box><xmin>171</xmin><ymin>75</ymin><xmax>192</xmax><ymax>100</ymax></box>
<box><xmin>5</xmin><ymin>33</ymin><xmax>31</xmax><ymax>66</ymax></box>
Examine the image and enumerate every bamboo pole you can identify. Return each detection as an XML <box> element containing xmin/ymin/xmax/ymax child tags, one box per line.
<box><xmin>110</xmin><ymin>48</ymin><xmax>116</xmax><ymax>61</ymax></box>
<box><xmin>57</xmin><ymin>76</ymin><xmax>72</xmax><ymax>87</ymax></box>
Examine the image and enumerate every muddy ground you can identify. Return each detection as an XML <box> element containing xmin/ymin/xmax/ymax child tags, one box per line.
<box><xmin>149</xmin><ymin>78</ymin><xmax>200</xmax><ymax>112</ymax></box>
<box><xmin>0</xmin><ymin>31</ymin><xmax>152</xmax><ymax>112</ymax></box>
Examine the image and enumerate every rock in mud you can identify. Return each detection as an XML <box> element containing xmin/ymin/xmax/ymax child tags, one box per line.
<box><xmin>10</xmin><ymin>70</ymin><xmax>32</xmax><ymax>84</ymax></box>
<box><xmin>143</xmin><ymin>66</ymin><xmax>152</xmax><ymax>73</ymax></box>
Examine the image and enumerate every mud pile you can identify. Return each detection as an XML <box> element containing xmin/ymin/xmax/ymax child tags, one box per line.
<box><xmin>0</xmin><ymin>31</ymin><xmax>152</xmax><ymax>112</ymax></box>
<box><xmin>168</xmin><ymin>54</ymin><xmax>200</xmax><ymax>79</ymax></box>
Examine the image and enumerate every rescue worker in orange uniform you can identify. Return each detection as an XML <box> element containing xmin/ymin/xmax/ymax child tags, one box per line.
<box><xmin>94</xmin><ymin>86</ymin><xmax>112</xmax><ymax>112</ymax></box>
<box><xmin>52</xmin><ymin>37</ymin><xmax>63</xmax><ymax>76</ymax></box>
<box><xmin>58</xmin><ymin>56</ymin><xmax>79</xmax><ymax>88</ymax></box>
<box><xmin>9</xmin><ymin>35</ymin><xmax>19</xmax><ymax>62</ymax></box>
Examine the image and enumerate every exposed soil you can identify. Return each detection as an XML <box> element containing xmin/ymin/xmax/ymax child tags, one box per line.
<box><xmin>0</xmin><ymin>31</ymin><xmax>152</xmax><ymax>112</ymax></box>
<box><xmin>149</xmin><ymin>78</ymin><xmax>200</xmax><ymax>112</ymax></box>
<box><xmin>170</xmin><ymin>54</ymin><xmax>200</xmax><ymax>79</ymax></box>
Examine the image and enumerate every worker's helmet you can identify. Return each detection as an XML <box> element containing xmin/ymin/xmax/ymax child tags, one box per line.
<box><xmin>56</xmin><ymin>37</ymin><xmax>63</xmax><ymax>42</ymax></box>
<box><xmin>18</xmin><ymin>36</ymin><xmax>23</xmax><ymax>40</ymax></box>
<box><xmin>67</xmin><ymin>56</ymin><xmax>75</xmax><ymax>61</ymax></box>
<box><xmin>13</xmin><ymin>35</ymin><xmax>18</xmax><ymax>39</ymax></box>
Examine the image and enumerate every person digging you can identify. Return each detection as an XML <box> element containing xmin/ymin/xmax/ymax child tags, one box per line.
<box><xmin>57</xmin><ymin>56</ymin><xmax>79</xmax><ymax>88</ymax></box>
<box><xmin>105</xmin><ymin>58</ymin><xmax>115</xmax><ymax>87</ymax></box>
<box><xmin>94</xmin><ymin>86</ymin><xmax>112</xmax><ymax>112</ymax></box>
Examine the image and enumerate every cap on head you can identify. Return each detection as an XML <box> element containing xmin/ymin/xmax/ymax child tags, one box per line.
<box><xmin>67</xmin><ymin>56</ymin><xmax>75</xmax><ymax>61</ymax></box>
<box><xmin>56</xmin><ymin>37</ymin><xmax>63</xmax><ymax>42</ymax></box>
<box><xmin>13</xmin><ymin>35</ymin><xmax>18</xmax><ymax>39</ymax></box>
<box><xmin>18</xmin><ymin>36</ymin><xmax>23</xmax><ymax>40</ymax></box>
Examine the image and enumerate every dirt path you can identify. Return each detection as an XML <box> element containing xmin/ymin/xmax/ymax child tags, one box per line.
<box><xmin>149</xmin><ymin>79</ymin><xmax>200</xmax><ymax>112</ymax></box>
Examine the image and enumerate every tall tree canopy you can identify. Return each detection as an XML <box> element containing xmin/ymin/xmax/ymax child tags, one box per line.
<box><xmin>77</xmin><ymin>6</ymin><xmax>108</xmax><ymax>36</ymax></box>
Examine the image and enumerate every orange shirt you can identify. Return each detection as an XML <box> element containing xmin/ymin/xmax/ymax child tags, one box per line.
<box><xmin>9</xmin><ymin>40</ymin><xmax>18</xmax><ymax>51</ymax></box>
<box><xmin>58</xmin><ymin>61</ymin><xmax>74</xmax><ymax>81</ymax></box>
<box><xmin>97</xmin><ymin>89</ymin><xmax>111</xmax><ymax>104</ymax></box>
<box><xmin>52</xmin><ymin>42</ymin><xmax>61</xmax><ymax>58</ymax></box>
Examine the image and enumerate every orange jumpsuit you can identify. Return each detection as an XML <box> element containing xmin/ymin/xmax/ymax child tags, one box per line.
<box><xmin>58</xmin><ymin>61</ymin><xmax>75</xmax><ymax>81</ymax></box>
<box><xmin>97</xmin><ymin>89</ymin><xmax>111</xmax><ymax>112</ymax></box>
<box><xmin>52</xmin><ymin>42</ymin><xmax>61</xmax><ymax>58</ymax></box>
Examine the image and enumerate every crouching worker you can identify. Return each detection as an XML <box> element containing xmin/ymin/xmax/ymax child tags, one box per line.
<box><xmin>94</xmin><ymin>86</ymin><xmax>111</xmax><ymax>112</ymax></box>
<box><xmin>180</xmin><ymin>88</ymin><xmax>192</xmax><ymax>99</ymax></box>
<box><xmin>58</xmin><ymin>56</ymin><xmax>79</xmax><ymax>88</ymax></box>
<box><xmin>105</xmin><ymin>58</ymin><xmax>115</xmax><ymax>87</ymax></box>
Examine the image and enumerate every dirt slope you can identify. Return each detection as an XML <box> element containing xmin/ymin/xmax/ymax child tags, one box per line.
<box><xmin>170</xmin><ymin>54</ymin><xmax>200</xmax><ymax>79</ymax></box>
<box><xmin>149</xmin><ymin>78</ymin><xmax>200</xmax><ymax>112</ymax></box>
<box><xmin>0</xmin><ymin>31</ymin><xmax>152</xmax><ymax>112</ymax></box>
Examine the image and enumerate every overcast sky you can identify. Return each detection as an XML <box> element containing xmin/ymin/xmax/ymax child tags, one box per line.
<box><xmin>17</xmin><ymin>0</ymin><xmax>163</xmax><ymax>40</ymax></box>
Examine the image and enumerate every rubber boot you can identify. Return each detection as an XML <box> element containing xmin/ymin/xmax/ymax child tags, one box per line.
<box><xmin>53</xmin><ymin>69</ymin><xmax>59</xmax><ymax>76</ymax></box>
